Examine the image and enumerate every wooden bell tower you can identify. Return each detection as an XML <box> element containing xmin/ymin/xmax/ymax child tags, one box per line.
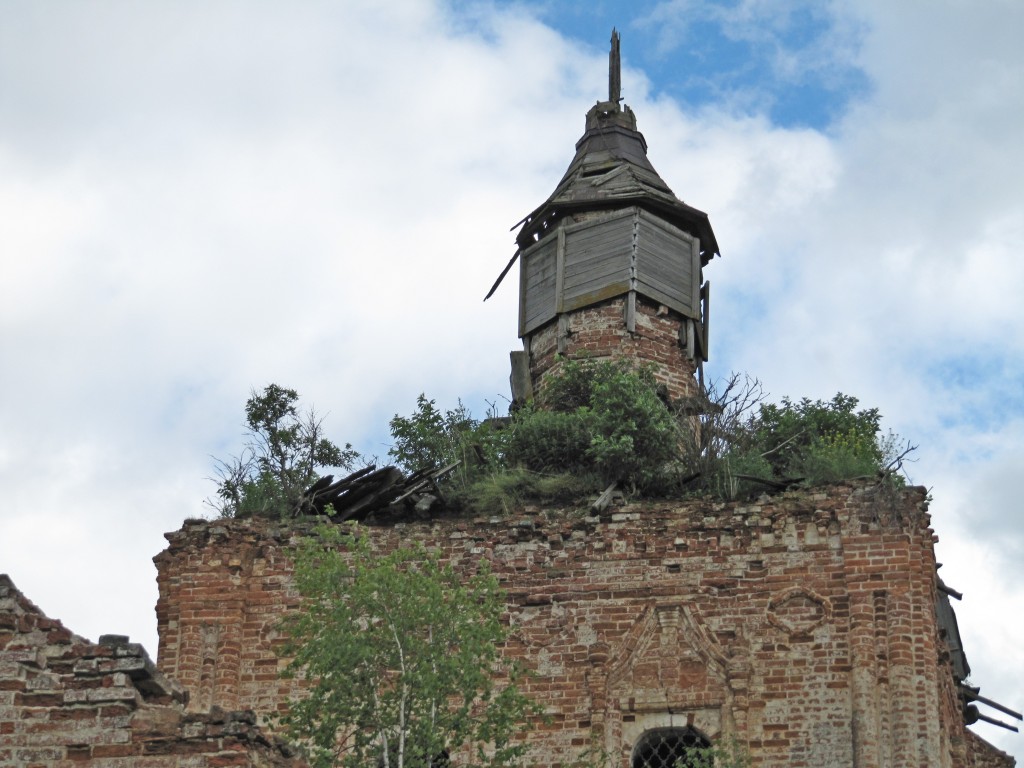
<box><xmin>488</xmin><ymin>30</ymin><xmax>720</xmax><ymax>407</ymax></box>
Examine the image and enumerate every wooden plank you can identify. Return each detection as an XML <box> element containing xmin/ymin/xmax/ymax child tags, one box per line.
<box><xmin>564</xmin><ymin>266</ymin><xmax>631</xmax><ymax>303</ymax></box>
<box><xmin>638</xmin><ymin>224</ymin><xmax>692</xmax><ymax>270</ymax></box>
<box><xmin>562</xmin><ymin>282</ymin><xmax>630</xmax><ymax>311</ymax></box>
<box><xmin>691</xmin><ymin>237</ymin><xmax>701</xmax><ymax>321</ymax></box>
<box><xmin>634</xmin><ymin>221</ymin><xmax>689</xmax><ymax>294</ymax></box>
<box><xmin>634</xmin><ymin>212</ymin><xmax>697</xmax><ymax>317</ymax></box>
<box><xmin>518</xmin><ymin>242</ymin><xmax>527</xmax><ymax>337</ymax></box>
<box><xmin>485</xmin><ymin>249</ymin><xmax>521</xmax><ymax>301</ymax></box>
<box><xmin>562</xmin><ymin>206</ymin><xmax>636</xmax><ymax>236</ymax></box>
<box><xmin>565</xmin><ymin>226</ymin><xmax>628</xmax><ymax>253</ymax></box>
<box><xmin>591</xmin><ymin>164</ymin><xmax>629</xmax><ymax>187</ymax></box>
<box><xmin>509</xmin><ymin>351</ymin><xmax>533</xmax><ymax>402</ymax></box>
<box><xmin>634</xmin><ymin>282</ymin><xmax>691</xmax><ymax>317</ymax></box>
<box><xmin>701</xmin><ymin>280</ymin><xmax>710</xmax><ymax>361</ymax></box>
<box><xmin>630</xmin><ymin>207</ymin><xmax>638</xmax><ymax>282</ymax></box>
<box><xmin>638</xmin><ymin>209</ymin><xmax>692</xmax><ymax>240</ymax></box>
<box><xmin>551</xmin><ymin>208</ymin><xmax>637</xmax><ymax>314</ymax></box>
<box><xmin>635</xmin><ymin>253</ymin><xmax>690</xmax><ymax>288</ymax></box>
<box><xmin>521</xmin><ymin>238</ymin><xmax>558</xmax><ymax>335</ymax></box>
<box><xmin>565</xmin><ymin>272</ymin><xmax>631</xmax><ymax>301</ymax></box>
<box><xmin>564</xmin><ymin>257</ymin><xmax>630</xmax><ymax>283</ymax></box>
<box><xmin>681</xmin><ymin>319</ymin><xmax>695</xmax><ymax>361</ymax></box>
<box><xmin>564</xmin><ymin>232</ymin><xmax>631</xmax><ymax>264</ymax></box>
<box><xmin>628</xmin><ymin>211</ymin><xmax>638</xmax><ymax>333</ymax></box>
<box><xmin>565</xmin><ymin>219</ymin><xmax>632</xmax><ymax>268</ymax></box>
<box><xmin>565</xmin><ymin>271</ymin><xmax>632</xmax><ymax>296</ymax></box>
<box><xmin>555</xmin><ymin>227</ymin><xmax>566</xmax><ymax>313</ymax></box>
<box><xmin>591</xmin><ymin>482</ymin><xmax>618</xmax><ymax>514</ymax></box>
<box><xmin>635</xmin><ymin>274</ymin><xmax>691</xmax><ymax>311</ymax></box>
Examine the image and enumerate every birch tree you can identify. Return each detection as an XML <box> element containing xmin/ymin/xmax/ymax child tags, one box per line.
<box><xmin>281</xmin><ymin>524</ymin><xmax>537</xmax><ymax>768</ymax></box>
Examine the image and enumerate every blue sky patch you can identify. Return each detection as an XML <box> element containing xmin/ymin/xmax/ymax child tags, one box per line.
<box><xmin>505</xmin><ymin>0</ymin><xmax>870</xmax><ymax>130</ymax></box>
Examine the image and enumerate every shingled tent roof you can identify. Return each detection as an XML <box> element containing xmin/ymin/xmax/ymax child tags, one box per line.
<box><xmin>513</xmin><ymin>104</ymin><xmax>720</xmax><ymax>265</ymax></box>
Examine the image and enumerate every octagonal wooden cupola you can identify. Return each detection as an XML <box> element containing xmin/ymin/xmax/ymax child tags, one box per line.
<box><xmin>488</xmin><ymin>30</ymin><xmax>720</xmax><ymax>406</ymax></box>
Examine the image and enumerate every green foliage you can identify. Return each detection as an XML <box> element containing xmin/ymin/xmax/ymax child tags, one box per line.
<box><xmin>508</xmin><ymin>359</ymin><xmax>679</xmax><ymax>489</ymax></box>
<box><xmin>586</xmin><ymin>363</ymin><xmax>678</xmax><ymax>486</ymax></box>
<box><xmin>385</xmin><ymin>371</ymin><xmax>911</xmax><ymax>510</ymax></box>
<box><xmin>281</xmin><ymin>525</ymin><xmax>539</xmax><ymax>768</ymax></box>
<box><xmin>704</xmin><ymin>390</ymin><xmax>913</xmax><ymax>498</ymax></box>
<box><xmin>387</xmin><ymin>395</ymin><xmax>601</xmax><ymax>515</ymax></box>
<box><xmin>744</xmin><ymin>393</ymin><xmax>882</xmax><ymax>483</ymax></box>
<box><xmin>389</xmin><ymin>395</ymin><xmax>507</xmax><ymax>486</ymax></box>
<box><xmin>673</xmin><ymin>739</ymin><xmax>751</xmax><ymax>768</ymax></box>
<box><xmin>796</xmin><ymin>430</ymin><xmax>881</xmax><ymax>485</ymax></box>
<box><xmin>459</xmin><ymin>468</ymin><xmax>599</xmax><ymax>514</ymax></box>
<box><xmin>209</xmin><ymin>384</ymin><xmax>359</xmax><ymax>519</ymax></box>
<box><xmin>504</xmin><ymin>406</ymin><xmax>591</xmax><ymax>475</ymax></box>
<box><xmin>710</xmin><ymin>453</ymin><xmax>774</xmax><ymax>502</ymax></box>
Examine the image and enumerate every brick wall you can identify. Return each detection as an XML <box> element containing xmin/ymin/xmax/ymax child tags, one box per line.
<box><xmin>0</xmin><ymin>574</ymin><xmax>299</xmax><ymax>767</ymax></box>
<box><xmin>154</xmin><ymin>482</ymin><xmax>1013</xmax><ymax>768</ymax></box>
<box><xmin>967</xmin><ymin>731</ymin><xmax>1018</xmax><ymax>768</ymax></box>
<box><xmin>525</xmin><ymin>295</ymin><xmax>700</xmax><ymax>404</ymax></box>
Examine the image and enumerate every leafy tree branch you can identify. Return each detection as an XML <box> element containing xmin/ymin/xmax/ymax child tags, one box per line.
<box><xmin>280</xmin><ymin>524</ymin><xmax>540</xmax><ymax>768</ymax></box>
<box><xmin>207</xmin><ymin>384</ymin><xmax>360</xmax><ymax>518</ymax></box>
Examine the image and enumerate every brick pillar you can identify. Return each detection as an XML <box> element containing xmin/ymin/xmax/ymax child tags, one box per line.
<box><xmin>887</xmin><ymin>588</ymin><xmax>918</xmax><ymax>767</ymax></box>
<box><xmin>848</xmin><ymin>588</ymin><xmax>882</xmax><ymax>768</ymax></box>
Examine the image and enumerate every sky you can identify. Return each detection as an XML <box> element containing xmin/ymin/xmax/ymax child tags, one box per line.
<box><xmin>1</xmin><ymin>0</ymin><xmax>1021</xmax><ymax>757</ymax></box>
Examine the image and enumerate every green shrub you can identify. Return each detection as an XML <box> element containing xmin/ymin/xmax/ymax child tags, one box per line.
<box><xmin>709</xmin><ymin>391</ymin><xmax>911</xmax><ymax>498</ymax></box>
<box><xmin>796</xmin><ymin>429</ymin><xmax>880</xmax><ymax>485</ymax></box>
<box><xmin>208</xmin><ymin>384</ymin><xmax>360</xmax><ymax>519</ymax></box>
<box><xmin>505</xmin><ymin>405</ymin><xmax>592</xmax><ymax>474</ymax></box>
<box><xmin>509</xmin><ymin>358</ymin><xmax>679</xmax><ymax>489</ymax></box>
<box><xmin>457</xmin><ymin>469</ymin><xmax>599</xmax><ymax>513</ymax></box>
<box><xmin>676</xmin><ymin>739</ymin><xmax>751</xmax><ymax>768</ymax></box>
<box><xmin>751</xmin><ymin>393</ymin><xmax>882</xmax><ymax>478</ymax></box>
<box><xmin>388</xmin><ymin>395</ymin><xmax>508</xmax><ymax>489</ymax></box>
<box><xmin>585</xmin><ymin>362</ymin><xmax>677</xmax><ymax>486</ymax></box>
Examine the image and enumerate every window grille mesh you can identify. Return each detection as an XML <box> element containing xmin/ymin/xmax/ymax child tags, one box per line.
<box><xmin>632</xmin><ymin>727</ymin><xmax>711</xmax><ymax>768</ymax></box>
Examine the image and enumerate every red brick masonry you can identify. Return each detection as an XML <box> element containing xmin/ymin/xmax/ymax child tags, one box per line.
<box><xmin>154</xmin><ymin>482</ymin><xmax>1013</xmax><ymax>768</ymax></box>
<box><xmin>0</xmin><ymin>574</ymin><xmax>299</xmax><ymax>768</ymax></box>
<box><xmin>526</xmin><ymin>295</ymin><xmax>701</xmax><ymax>404</ymax></box>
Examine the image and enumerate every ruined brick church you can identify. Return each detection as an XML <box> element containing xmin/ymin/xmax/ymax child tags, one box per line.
<box><xmin>1</xmin><ymin>34</ymin><xmax>1018</xmax><ymax>768</ymax></box>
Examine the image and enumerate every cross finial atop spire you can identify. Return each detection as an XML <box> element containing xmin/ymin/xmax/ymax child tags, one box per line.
<box><xmin>609</xmin><ymin>28</ymin><xmax>621</xmax><ymax>105</ymax></box>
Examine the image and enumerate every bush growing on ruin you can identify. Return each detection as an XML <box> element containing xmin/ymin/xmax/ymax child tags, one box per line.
<box><xmin>458</xmin><ymin>467</ymin><xmax>599</xmax><ymax>514</ymax></box>
<box><xmin>385</xmin><ymin>366</ymin><xmax>912</xmax><ymax>507</ymax></box>
<box><xmin>209</xmin><ymin>376</ymin><xmax>914</xmax><ymax>520</ymax></box>
<box><xmin>507</xmin><ymin>359</ymin><xmax>678</xmax><ymax>490</ymax></box>
<box><xmin>748</xmin><ymin>393</ymin><xmax>882</xmax><ymax>478</ymax></box>
<box><xmin>385</xmin><ymin>368</ymin><xmax>676</xmax><ymax>507</ymax></box>
<box><xmin>281</xmin><ymin>524</ymin><xmax>539</xmax><ymax>768</ymax></box>
<box><xmin>388</xmin><ymin>394</ymin><xmax>508</xmax><ymax>488</ymax></box>
<box><xmin>208</xmin><ymin>384</ymin><xmax>360</xmax><ymax>519</ymax></box>
<box><xmin>706</xmin><ymin>389</ymin><xmax>915</xmax><ymax>498</ymax></box>
<box><xmin>503</xmin><ymin>406</ymin><xmax>592</xmax><ymax>475</ymax></box>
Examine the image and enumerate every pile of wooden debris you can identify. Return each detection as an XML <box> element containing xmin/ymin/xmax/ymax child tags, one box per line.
<box><xmin>296</xmin><ymin>462</ymin><xmax>461</xmax><ymax>522</ymax></box>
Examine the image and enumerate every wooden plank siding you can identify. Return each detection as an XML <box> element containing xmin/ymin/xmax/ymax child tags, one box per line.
<box><xmin>519</xmin><ymin>237</ymin><xmax>558</xmax><ymax>336</ymax></box>
<box><xmin>635</xmin><ymin>210</ymin><xmax>700</xmax><ymax>319</ymax></box>
<box><xmin>562</xmin><ymin>209</ymin><xmax>634</xmax><ymax>312</ymax></box>
<box><xmin>519</xmin><ymin>206</ymin><xmax>704</xmax><ymax>338</ymax></box>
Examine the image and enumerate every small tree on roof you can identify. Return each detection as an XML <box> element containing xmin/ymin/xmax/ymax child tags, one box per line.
<box><xmin>208</xmin><ymin>384</ymin><xmax>360</xmax><ymax>518</ymax></box>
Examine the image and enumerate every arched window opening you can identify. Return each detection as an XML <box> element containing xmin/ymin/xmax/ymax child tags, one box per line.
<box><xmin>631</xmin><ymin>727</ymin><xmax>711</xmax><ymax>768</ymax></box>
